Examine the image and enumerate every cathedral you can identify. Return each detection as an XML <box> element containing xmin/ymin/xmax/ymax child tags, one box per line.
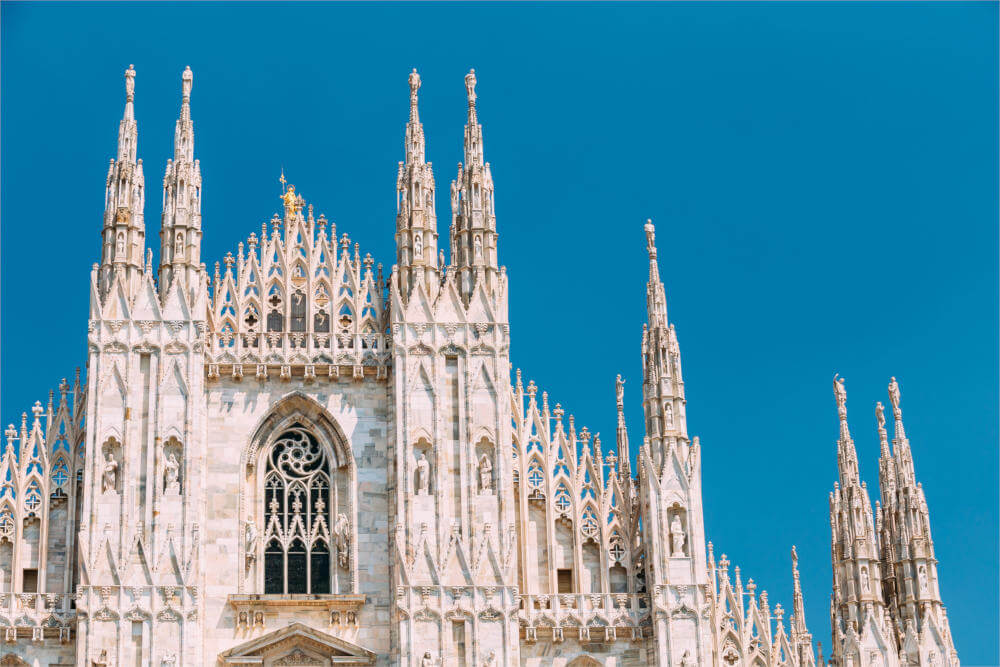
<box><xmin>0</xmin><ymin>65</ymin><xmax>961</xmax><ymax>666</ymax></box>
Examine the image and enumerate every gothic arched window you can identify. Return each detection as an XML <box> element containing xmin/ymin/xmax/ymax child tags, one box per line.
<box><xmin>263</xmin><ymin>426</ymin><xmax>332</xmax><ymax>594</ymax></box>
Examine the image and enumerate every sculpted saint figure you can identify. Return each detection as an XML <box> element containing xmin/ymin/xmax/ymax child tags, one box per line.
<box><xmin>478</xmin><ymin>453</ymin><xmax>493</xmax><ymax>493</ymax></box>
<box><xmin>876</xmin><ymin>402</ymin><xmax>886</xmax><ymax>431</ymax></box>
<box><xmin>414</xmin><ymin>451</ymin><xmax>430</xmax><ymax>496</ymax></box>
<box><xmin>833</xmin><ymin>374</ymin><xmax>847</xmax><ymax>414</ymax></box>
<box><xmin>615</xmin><ymin>374</ymin><xmax>625</xmax><ymax>408</ymax></box>
<box><xmin>125</xmin><ymin>64</ymin><xmax>135</xmax><ymax>99</ymax></box>
<box><xmin>474</xmin><ymin>235</ymin><xmax>483</xmax><ymax>260</ymax></box>
<box><xmin>335</xmin><ymin>513</ymin><xmax>350</xmax><ymax>567</ymax></box>
<box><xmin>670</xmin><ymin>514</ymin><xmax>685</xmax><ymax>557</ymax></box>
<box><xmin>163</xmin><ymin>452</ymin><xmax>180</xmax><ymax>494</ymax></box>
<box><xmin>245</xmin><ymin>520</ymin><xmax>258</xmax><ymax>561</ymax></box>
<box><xmin>102</xmin><ymin>451</ymin><xmax>118</xmax><ymax>493</ymax></box>
<box><xmin>918</xmin><ymin>565</ymin><xmax>928</xmax><ymax>591</ymax></box>
<box><xmin>465</xmin><ymin>69</ymin><xmax>477</xmax><ymax>106</ymax></box>
<box><xmin>281</xmin><ymin>185</ymin><xmax>298</xmax><ymax>215</ymax></box>
<box><xmin>888</xmin><ymin>376</ymin><xmax>901</xmax><ymax>416</ymax></box>
<box><xmin>420</xmin><ymin>651</ymin><xmax>435</xmax><ymax>667</ymax></box>
<box><xmin>414</xmin><ymin>233</ymin><xmax>423</xmax><ymax>260</ymax></box>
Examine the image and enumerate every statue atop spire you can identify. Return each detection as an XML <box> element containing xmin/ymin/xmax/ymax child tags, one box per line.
<box><xmin>182</xmin><ymin>65</ymin><xmax>193</xmax><ymax>100</ymax></box>
<box><xmin>888</xmin><ymin>376</ymin><xmax>901</xmax><ymax>417</ymax></box>
<box><xmin>408</xmin><ymin>68</ymin><xmax>420</xmax><ymax>121</ymax></box>
<box><xmin>833</xmin><ymin>374</ymin><xmax>847</xmax><ymax>418</ymax></box>
<box><xmin>644</xmin><ymin>218</ymin><xmax>656</xmax><ymax>258</ymax></box>
<box><xmin>465</xmin><ymin>68</ymin><xmax>477</xmax><ymax>109</ymax></box>
<box><xmin>875</xmin><ymin>401</ymin><xmax>886</xmax><ymax>431</ymax></box>
<box><xmin>125</xmin><ymin>64</ymin><xmax>136</xmax><ymax>101</ymax></box>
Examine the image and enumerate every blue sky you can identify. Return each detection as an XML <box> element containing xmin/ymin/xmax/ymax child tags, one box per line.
<box><xmin>2</xmin><ymin>1</ymin><xmax>997</xmax><ymax>660</ymax></box>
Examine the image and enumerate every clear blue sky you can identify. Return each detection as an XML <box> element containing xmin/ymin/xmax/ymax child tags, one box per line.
<box><xmin>2</xmin><ymin>1</ymin><xmax>996</xmax><ymax>660</ymax></box>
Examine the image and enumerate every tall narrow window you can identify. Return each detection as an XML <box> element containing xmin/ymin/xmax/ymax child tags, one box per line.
<box><xmin>263</xmin><ymin>426</ymin><xmax>332</xmax><ymax>594</ymax></box>
<box><xmin>131</xmin><ymin>620</ymin><xmax>143</xmax><ymax>667</ymax></box>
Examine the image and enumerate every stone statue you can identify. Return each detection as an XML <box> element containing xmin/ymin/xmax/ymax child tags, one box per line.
<box><xmin>474</xmin><ymin>234</ymin><xmax>483</xmax><ymax>260</ymax></box>
<box><xmin>615</xmin><ymin>374</ymin><xmax>625</xmax><ymax>408</ymax></box>
<box><xmin>670</xmin><ymin>514</ymin><xmax>685</xmax><ymax>557</ymax></box>
<box><xmin>161</xmin><ymin>652</ymin><xmax>177</xmax><ymax>666</ymax></box>
<box><xmin>465</xmin><ymin>69</ymin><xmax>477</xmax><ymax>106</ymax></box>
<box><xmin>679</xmin><ymin>650</ymin><xmax>695</xmax><ymax>667</ymax></box>
<box><xmin>888</xmin><ymin>376</ymin><xmax>901</xmax><ymax>416</ymax></box>
<box><xmin>450</xmin><ymin>181</ymin><xmax>458</xmax><ymax>217</ymax></box>
<box><xmin>876</xmin><ymin>401</ymin><xmax>886</xmax><ymax>431</ymax></box>
<box><xmin>163</xmin><ymin>451</ymin><xmax>180</xmax><ymax>495</ymax></box>
<box><xmin>102</xmin><ymin>451</ymin><xmax>117</xmax><ymax>493</ymax></box>
<box><xmin>245</xmin><ymin>520</ymin><xmax>258</xmax><ymax>561</ymax></box>
<box><xmin>414</xmin><ymin>450</ymin><xmax>430</xmax><ymax>496</ymax></box>
<box><xmin>414</xmin><ymin>233</ymin><xmax>423</xmax><ymax>259</ymax></box>
<box><xmin>861</xmin><ymin>566</ymin><xmax>871</xmax><ymax>593</ymax></box>
<box><xmin>124</xmin><ymin>64</ymin><xmax>135</xmax><ymax>99</ymax></box>
<box><xmin>665</xmin><ymin>403</ymin><xmax>674</xmax><ymax>428</ymax></box>
<box><xmin>918</xmin><ymin>565</ymin><xmax>928</xmax><ymax>591</ymax></box>
<box><xmin>335</xmin><ymin>513</ymin><xmax>349</xmax><ymax>568</ymax></box>
<box><xmin>420</xmin><ymin>651</ymin><xmax>435</xmax><ymax>667</ymax></box>
<box><xmin>408</xmin><ymin>68</ymin><xmax>421</xmax><ymax>103</ymax></box>
<box><xmin>181</xmin><ymin>66</ymin><xmax>193</xmax><ymax>100</ymax></box>
<box><xmin>175</xmin><ymin>231</ymin><xmax>184</xmax><ymax>256</ymax></box>
<box><xmin>834</xmin><ymin>374</ymin><xmax>847</xmax><ymax>414</ymax></box>
<box><xmin>482</xmin><ymin>650</ymin><xmax>497</xmax><ymax>667</ymax></box>
<box><xmin>478</xmin><ymin>453</ymin><xmax>493</xmax><ymax>493</ymax></box>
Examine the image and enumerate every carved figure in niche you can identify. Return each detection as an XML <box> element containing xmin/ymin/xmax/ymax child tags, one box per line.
<box><xmin>420</xmin><ymin>652</ymin><xmax>435</xmax><ymax>667</ymax></box>
<box><xmin>163</xmin><ymin>451</ymin><xmax>180</xmax><ymax>495</ymax></box>
<box><xmin>102</xmin><ymin>449</ymin><xmax>118</xmax><ymax>494</ymax></box>
<box><xmin>474</xmin><ymin>235</ymin><xmax>483</xmax><ymax>260</ymax></box>
<box><xmin>665</xmin><ymin>403</ymin><xmax>674</xmax><ymax>428</ymax></box>
<box><xmin>161</xmin><ymin>653</ymin><xmax>177</xmax><ymax>666</ymax></box>
<box><xmin>679</xmin><ymin>650</ymin><xmax>695</xmax><ymax>667</ymax></box>
<box><xmin>414</xmin><ymin>233</ymin><xmax>423</xmax><ymax>260</ymax></box>
<box><xmin>670</xmin><ymin>514</ymin><xmax>685</xmax><ymax>557</ymax></box>
<box><xmin>414</xmin><ymin>450</ymin><xmax>431</xmax><ymax>496</ymax></box>
<box><xmin>116</xmin><ymin>233</ymin><xmax>126</xmax><ymax>256</ymax></box>
<box><xmin>482</xmin><ymin>650</ymin><xmax>497</xmax><ymax>667</ymax></box>
<box><xmin>478</xmin><ymin>453</ymin><xmax>493</xmax><ymax>493</ymax></box>
<box><xmin>174</xmin><ymin>232</ymin><xmax>184</xmax><ymax>257</ymax></box>
<box><xmin>245</xmin><ymin>520</ymin><xmax>258</xmax><ymax>562</ymax></box>
<box><xmin>861</xmin><ymin>565</ymin><xmax>871</xmax><ymax>593</ymax></box>
<box><xmin>918</xmin><ymin>565</ymin><xmax>927</xmax><ymax>592</ymax></box>
<box><xmin>334</xmin><ymin>513</ymin><xmax>349</xmax><ymax>568</ymax></box>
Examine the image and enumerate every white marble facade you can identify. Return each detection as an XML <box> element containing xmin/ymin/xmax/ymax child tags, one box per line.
<box><xmin>0</xmin><ymin>67</ymin><xmax>960</xmax><ymax>666</ymax></box>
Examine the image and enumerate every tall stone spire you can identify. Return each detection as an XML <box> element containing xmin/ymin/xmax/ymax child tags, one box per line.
<box><xmin>828</xmin><ymin>375</ymin><xmax>895</xmax><ymax>666</ymax></box>
<box><xmin>395</xmin><ymin>68</ymin><xmax>439</xmax><ymax>303</ymax></box>
<box><xmin>876</xmin><ymin>377</ymin><xmax>960</xmax><ymax>665</ymax></box>
<box><xmin>159</xmin><ymin>66</ymin><xmax>203</xmax><ymax>298</ymax></box>
<box><xmin>99</xmin><ymin>64</ymin><xmax>146</xmax><ymax>299</ymax></box>
<box><xmin>614</xmin><ymin>374</ymin><xmax>631</xmax><ymax>479</ymax></box>
<box><xmin>451</xmin><ymin>69</ymin><xmax>499</xmax><ymax>304</ymax></box>
<box><xmin>640</xmin><ymin>220</ymin><xmax>687</xmax><ymax>469</ymax></box>
<box><xmin>789</xmin><ymin>546</ymin><xmax>816</xmax><ymax>666</ymax></box>
<box><xmin>636</xmin><ymin>219</ymin><xmax>710</xmax><ymax>665</ymax></box>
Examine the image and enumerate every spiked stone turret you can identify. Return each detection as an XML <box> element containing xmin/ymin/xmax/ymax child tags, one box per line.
<box><xmin>99</xmin><ymin>64</ymin><xmax>146</xmax><ymax>300</ymax></box>
<box><xmin>160</xmin><ymin>66</ymin><xmax>203</xmax><ymax>299</ymax></box>
<box><xmin>395</xmin><ymin>68</ymin><xmax>440</xmax><ymax>303</ymax></box>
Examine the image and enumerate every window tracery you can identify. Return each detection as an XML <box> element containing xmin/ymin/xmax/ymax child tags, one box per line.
<box><xmin>262</xmin><ymin>426</ymin><xmax>333</xmax><ymax>594</ymax></box>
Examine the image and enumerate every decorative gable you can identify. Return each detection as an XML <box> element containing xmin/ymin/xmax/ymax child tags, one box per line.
<box><xmin>219</xmin><ymin>622</ymin><xmax>375</xmax><ymax>666</ymax></box>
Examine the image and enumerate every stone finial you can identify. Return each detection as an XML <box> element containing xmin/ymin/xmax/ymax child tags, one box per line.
<box><xmin>644</xmin><ymin>219</ymin><xmax>656</xmax><ymax>257</ymax></box>
<box><xmin>888</xmin><ymin>376</ymin><xmax>901</xmax><ymax>416</ymax></box>
<box><xmin>408</xmin><ymin>68</ymin><xmax>421</xmax><ymax>119</ymax></box>
<box><xmin>465</xmin><ymin>68</ymin><xmax>477</xmax><ymax>108</ymax></box>
<box><xmin>124</xmin><ymin>64</ymin><xmax>136</xmax><ymax>101</ymax></box>
<box><xmin>182</xmin><ymin>66</ymin><xmax>193</xmax><ymax>101</ymax></box>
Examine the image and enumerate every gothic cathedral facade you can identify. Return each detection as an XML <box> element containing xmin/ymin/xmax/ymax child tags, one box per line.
<box><xmin>0</xmin><ymin>67</ymin><xmax>961</xmax><ymax>666</ymax></box>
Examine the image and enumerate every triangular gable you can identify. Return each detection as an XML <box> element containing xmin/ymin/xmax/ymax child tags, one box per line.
<box><xmin>219</xmin><ymin>621</ymin><xmax>376</xmax><ymax>665</ymax></box>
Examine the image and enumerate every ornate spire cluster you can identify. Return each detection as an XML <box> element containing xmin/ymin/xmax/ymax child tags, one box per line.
<box><xmin>829</xmin><ymin>376</ymin><xmax>959</xmax><ymax>666</ymax></box>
